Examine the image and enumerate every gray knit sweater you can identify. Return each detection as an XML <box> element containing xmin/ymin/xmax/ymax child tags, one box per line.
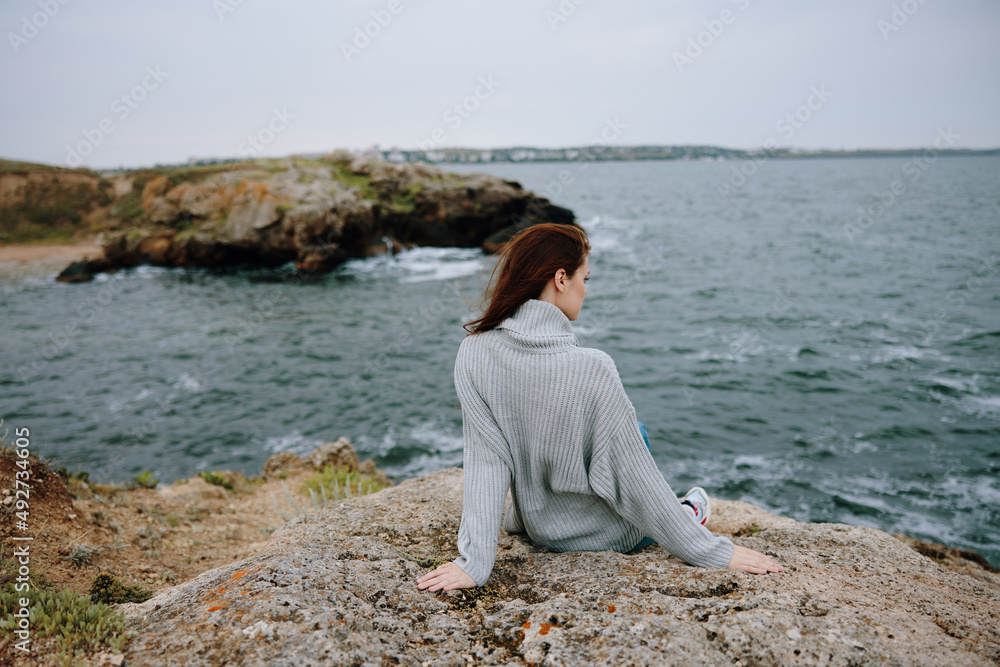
<box><xmin>453</xmin><ymin>299</ymin><xmax>734</xmax><ymax>586</ymax></box>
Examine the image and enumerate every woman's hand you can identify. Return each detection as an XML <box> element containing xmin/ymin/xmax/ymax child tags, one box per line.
<box><xmin>416</xmin><ymin>562</ymin><xmax>476</xmax><ymax>592</ymax></box>
<box><xmin>727</xmin><ymin>545</ymin><xmax>784</xmax><ymax>574</ymax></box>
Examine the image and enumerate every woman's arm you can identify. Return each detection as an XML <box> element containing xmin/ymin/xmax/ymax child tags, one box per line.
<box><xmin>448</xmin><ymin>413</ymin><xmax>512</xmax><ymax>586</ymax></box>
<box><xmin>417</xmin><ymin>351</ymin><xmax>513</xmax><ymax>590</ymax></box>
<box><xmin>590</xmin><ymin>419</ymin><xmax>736</xmax><ymax>569</ymax></box>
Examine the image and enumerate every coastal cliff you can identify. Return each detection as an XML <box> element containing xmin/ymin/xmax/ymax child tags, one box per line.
<box><xmin>118</xmin><ymin>469</ymin><xmax>999</xmax><ymax>666</ymax></box>
<box><xmin>0</xmin><ymin>155</ymin><xmax>575</xmax><ymax>281</ymax></box>
<box><xmin>2</xmin><ymin>442</ymin><xmax>998</xmax><ymax>665</ymax></box>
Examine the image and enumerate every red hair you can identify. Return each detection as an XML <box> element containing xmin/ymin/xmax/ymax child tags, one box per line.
<box><xmin>464</xmin><ymin>223</ymin><xmax>590</xmax><ymax>334</ymax></box>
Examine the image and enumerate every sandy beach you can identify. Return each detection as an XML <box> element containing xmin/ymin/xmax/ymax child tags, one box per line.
<box><xmin>0</xmin><ymin>240</ymin><xmax>103</xmax><ymax>264</ymax></box>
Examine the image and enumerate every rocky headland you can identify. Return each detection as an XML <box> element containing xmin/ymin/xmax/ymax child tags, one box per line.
<box><xmin>0</xmin><ymin>155</ymin><xmax>575</xmax><ymax>282</ymax></box>
<box><xmin>119</xmin><ymin>473</ymin><xmax>999</xmax><ymax>666</ymax></box>
<box><xmin>2</xmin><ymin>441</ymin><xmax>998</xmax><ymax>665</ymax></box>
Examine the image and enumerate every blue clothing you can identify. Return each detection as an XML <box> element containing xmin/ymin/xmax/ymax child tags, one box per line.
<box><xmin>628</xmin><ymin>420</ymin><xmax>656</xmax><ymax>553</ymax></box>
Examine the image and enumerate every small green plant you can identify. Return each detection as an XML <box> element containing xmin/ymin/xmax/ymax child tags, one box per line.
<box><xmin>62</xmin><ymin>544</ymin><xmax>98</xmax><ymax>568</ymax></box>
<box><xmin>135</xmin><ymin>525</ymin><xmax>163</xmax><ymax>541</ymax></box>
<box><xmin>0</xmin><ymin>585</ymin><xmax>129</xmax><ymax>662</ymax></box>
<box><xmin>734</xmin><ymin>523</ymin><xmax>764</xmax><ymax>538</ymax></box>
<box><xmin>87</xmin><ymin>572</ymin><xmax>153</xmax><ymax>605</ymax></box>
<box><xmin>132</xmin><ymin>470</ymin><xmax>159</xmax><ymax>489</ymax></box>
<box><xmin>274</xmin><ymin>466</ymin><xmax>389</xmax><ymax>524</ymax></box>
<box><xmin>199</xmin><ymin>471</ymin><xmax>234</xmax><ymax>490</ymax></box>
<box><xmin>105</xmin><ymin>536</ymin><xmax>128</xmax><ymax>552</ymax></box>
<box><xmin>300</xmin><ymin>466</ymin><xmax>388</xmax><ymax>503</ymax></box>
<box><xmin>185</xmin><ymin>506</ymin><xmax>210</xmax><ymax>522</ymax></box>
<box><xmin>56</xmin><ymin>467</ymin><xmax>90</xmax><ymax>484</ymax></box>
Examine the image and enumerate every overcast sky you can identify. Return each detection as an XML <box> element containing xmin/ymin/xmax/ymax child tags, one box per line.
<box><xmin>2</xmin><ymin>0</ymin><xmax>998</xmax><ymax>169</ymax></box>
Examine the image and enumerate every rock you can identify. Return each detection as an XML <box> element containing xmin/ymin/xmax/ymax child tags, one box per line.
<box><xmin>260</xmin><ymin>452</ymin><xmax>311</xmax><ymax>480</ymax></box>
<box><xmin>55</xmin><ymin>155</ymin><xmax>578</xmax><ymax>280</ymax></box>
<box><xmin>120</xmin><ymin>468</ymin><xmax>1000</xmax><ymax>666</ymax></box>
<box><xmin>156</xmin><ymin>476</ymin><xmax>229</xmax><ymax>503</ymax></box>
<box><xmin>306</xmin><ymin>438</ymin><xmax>360</xmax><ymax>472</ymax></box>
<box><xmin>359</xmin><ymin>459</ymin><xmax>392</xmax><ymax>488</ymax></box>
<box><xmin>55</xmin><ymin>257</ymin><xmax>114</xmax><ymax>282</ymax></box>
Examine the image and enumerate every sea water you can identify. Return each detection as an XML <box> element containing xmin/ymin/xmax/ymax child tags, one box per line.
<box><xmin>2</xmin><ymin>157</ymin><xmax>998</xmax><ymax>566</ymax></box>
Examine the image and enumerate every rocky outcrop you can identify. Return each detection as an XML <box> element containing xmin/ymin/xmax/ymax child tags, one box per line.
<box><xmin>51</xmin><ymin>154</ymin><xmax>575</xmax><ymax>281</ymax></box>
<box><xmin>120</xmin><ymin>468</ymin><xmax>1000</xmax><ymax>666</ymax></box>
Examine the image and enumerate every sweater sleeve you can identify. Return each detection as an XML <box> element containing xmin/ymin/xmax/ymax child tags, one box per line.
<box><xmin>587</xmin><ymin>361</ymin><xmax>734</xmax><ymax>569</ymax></box>
<box><xmin>452</xmin><ymin>346</ymin><xmax>513</xmax><ymax>586</ymax></box>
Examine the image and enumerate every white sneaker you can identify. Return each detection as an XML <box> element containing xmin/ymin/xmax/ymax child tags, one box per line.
<box><xmin>681</xmin><ymin>486</ymin><xmax>711</xmax><ymax>526</ymax></box>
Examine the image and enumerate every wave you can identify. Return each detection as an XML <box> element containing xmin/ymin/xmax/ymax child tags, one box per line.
<box><xmin>262</xmin><ymin>430</ymin><xmax>324</xmax><ymax>456</ymax></box>
<box><xmin>870</xmin><ymin>345</ymin><xmax>944</xmax><ymax>364</ymax></box>
<box><xmin>339</xmin><ymin>246</ymin><xmax>487</xmax><ymax>284</ymax></box>
<box><xmin>955</xmin><ymin>330</ymin><xmax>1000</xmax><ymax>342</ymax></box>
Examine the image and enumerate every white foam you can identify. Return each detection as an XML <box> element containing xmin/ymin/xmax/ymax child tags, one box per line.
<box><xmin>409</xmin><ymin>421</ymin><xmax>464</xmax><ymax>454</ymax></box>
<box><xmin>871</xmin><ymin>345</ymin><xmax>941</xmax><ymax>364</ymax></box>
<box><xmin>263</xmin><ymin>430</ymin><xmax>323</xmax><ymax>456</ymax></box>
<box><xmin>958</xmin><ymin>395</ymin><xmax>1000</xmax><ymax>419</ymax></box>
<box><xmin>133</xmin><ymin>265</ymin><xmax>170</xmax><ymax>278</ymax></box>
<box><xmin>733</xmin><ymin>455</ymin><xmax>768</xmax><ymax>467</ymax></box>
<box><xmin>172</xmin><ymin>373</ymin><xmax>202</xmax><ymax>393</ymax></box>
<box><xmin>929</xmin><ymin>374</ymin><xmax>981</xmax><ymax>394</ymax></box>
<box><xmin>341</xmin><ymin>246</ymin><xmax>487</xmax><ymax>284</ymax></box>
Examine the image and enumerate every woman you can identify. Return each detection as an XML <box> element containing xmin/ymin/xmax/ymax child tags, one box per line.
<box><xmin>417</xmin><ymin>223</ymin><xmax>782</xmax><ymax>592</ymax></box>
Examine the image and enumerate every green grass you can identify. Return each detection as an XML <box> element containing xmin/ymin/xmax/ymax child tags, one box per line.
<box><xmin>734</xmin><ymin>523</ymin><xmax>764</xmax><ymax>538</ymax></box>
<box><xmin>0</xmin><ymin>170</ymin><xmax>114</xmax><ymax>243</ymax></box>
<box><xmin>108</xmin><ymin>182</ymin><xmax>146</xmax><ymax>223</ymax></box>
<box><xmin>329</xmin><ymin>164</ymin><xmax>380</xmax><ymax>200</ymax></box>
<box><xmin>131</xmin><ymin>471</ymin><xmax>159</xmax><ymax>489</ymax></box>
<box><xmin>0</xmin><ymin>158</ymin><xmax>97</xmax><ymax>174</ymax></box>
<box><xmin>199</xmin><ymin>471</ymin><xmax>234</xmax><ymax>490</ymax></box>
<box><xmin>299</xmin><ymin>465</ymin><xmax>389</xmax><ymax>502</ymax></box>
<box><xmin>388</xmin><ymin>183</ymin><xmax>422</xmax><ymax>213</ymax></box>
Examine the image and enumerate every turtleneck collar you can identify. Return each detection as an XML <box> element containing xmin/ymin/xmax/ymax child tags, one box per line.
<box><xmin>496</xmin><ymin>299</ymin><xmax>578</xmax><ymax>351</ymax></box>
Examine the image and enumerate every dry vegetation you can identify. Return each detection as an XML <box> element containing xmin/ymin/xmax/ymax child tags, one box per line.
<box><xmin>0</xmin><ymin>435</ymin><xmax>390</xmax><ymax>666</ymax></box>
